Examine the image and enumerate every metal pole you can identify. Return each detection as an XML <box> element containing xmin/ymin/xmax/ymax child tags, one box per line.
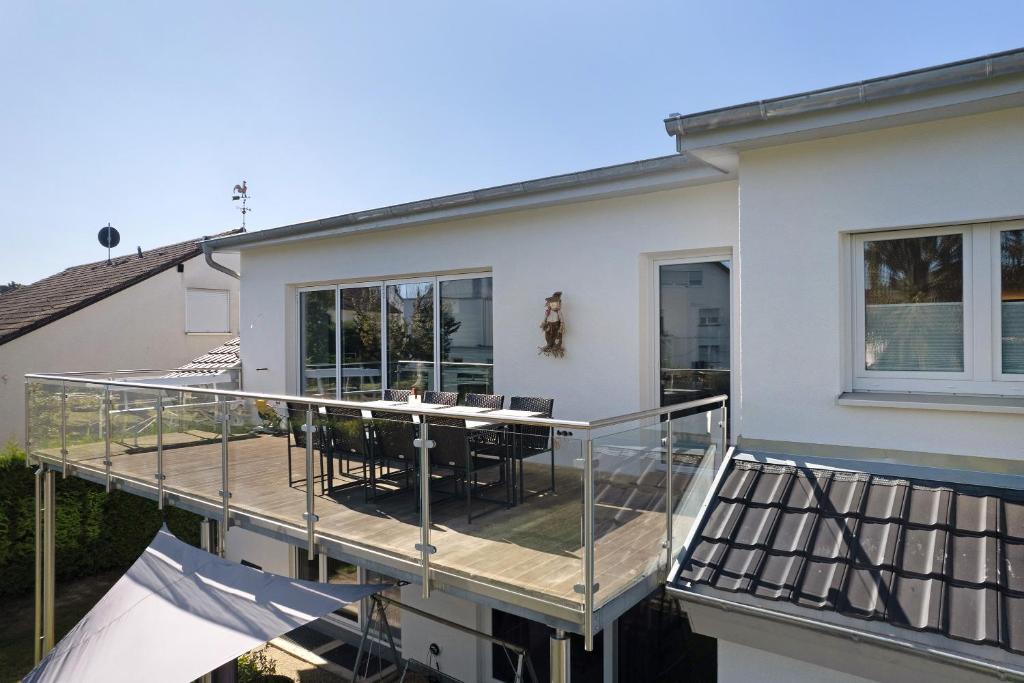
<box><xmin>42</xmin><ymin>467</ymin><xmax>56</xmax><ymax>654</ymax></box>
<box><xmin>155</xmin><ymin>394</ymin><xmax>165</xmax><ymax>510</ymax></box>
<box><xmin>24</xmin><ymin>382</ymin><xmax>31</xmax><ymax>468</ymax></box>
<box><xmin>719</xmin><ymin>403</ymin><xmax>728</xmax><ymax>469</ymax></box>
<box><xmin>582</xmin><ymin>435</ymin><xmax>595</xmax><ymax>652</ymax></box>
<box><xmin>303</xmin><ymin>406</ymin><xmax>317</xmax><ymax>555</ymax></box>
<box><xmin>550</xmin><ymin>629</ymin><xmax>570</xmax><ymax>683</ymax></box>
<box><xmin>416</xmin><ymin>418</ymin><xmax>433</xmax><ymax>599</ymax></box>
<box><xmin>219</xmin><ymin>397</ymin><xmax>230</xmax><ymax>556</ymax></box>
<box><xmin>59</xmin><ymin>380</ymin><xmax>67</xmax><ymax>478</ymax></box>
<box><xmin>664</xmin><ymin>417</ymin><xmax>674</xmax><ymax>569</ymax></box>
<box><xmin>103</xmin><ymin>386</ymin><xmax>112</xmax><ymax>492</ymax></box>
<box><xmin>33</xmin><ymin>466</ymin><xmax>43</xmax><ymax>665</ymax></box>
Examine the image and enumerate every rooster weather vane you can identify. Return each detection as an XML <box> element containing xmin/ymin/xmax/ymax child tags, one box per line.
<box><xmin>232</xmin><ymin>181</ymin><xmax>251</xmax><ymax>231</ymax></box>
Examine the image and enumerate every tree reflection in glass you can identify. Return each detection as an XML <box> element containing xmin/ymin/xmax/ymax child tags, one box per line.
<box><xmin>1002</xmin><ymin>229</ymin><xmax>1024</xmax><ymax>374</ymax></box>
<box><xmin>387</xmin><ymin>282</ymin><xmax>435</xmax><ymax>390</ymax></box>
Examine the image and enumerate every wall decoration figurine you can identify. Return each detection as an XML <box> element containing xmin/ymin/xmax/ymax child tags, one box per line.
<box><xmin>539</xmin><ymin>291</ymin><xmax>565</xmax><ymax>357</ymax></box>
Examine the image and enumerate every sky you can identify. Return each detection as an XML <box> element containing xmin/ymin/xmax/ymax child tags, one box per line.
<box><xmin>1</xmin><ymin>1</ymin><xmax>1023</xmax><ymax>284</ymax></box>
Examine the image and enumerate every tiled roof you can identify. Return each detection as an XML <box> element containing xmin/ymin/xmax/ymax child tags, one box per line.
<box><xmin>164</xmin><ymin>337</ymin><xmax>240</xmax><ymax>377</ymax></box>
<box><xmin>0</xmin><ymin>230</ymin><xmax>242</xmax><ymax>346</ymax></box>
<box><xmin>674</xmin><ymin>458</ymin><xmax>1024</xmax><ymax>658</ymax></box>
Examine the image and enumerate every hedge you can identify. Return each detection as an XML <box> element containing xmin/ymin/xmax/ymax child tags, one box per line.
<box><xmin>0</xmin><ymin>443</ymin><xmax>201</xmax><ymax>598</ymax></box>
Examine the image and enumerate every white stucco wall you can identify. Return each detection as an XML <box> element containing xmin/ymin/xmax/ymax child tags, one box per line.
<box><xmin>3</xmin><ymin>252</ymin><xmax>240</xmax><ymax>445</ymax></box>
<box><xmin>224</xmin><ymin>527</ymin><xmax>291</xmax><ymax>576</ymax></box>
<box><xmin>238</xmin><ymin>182</ymin><xmax>739</xmax><ymax>422</ymax></box>
<box><xmin>739</xmin><ymin>108</ymin><xmax>1024</xmax><ymax>461</ymax></box>
<box><xmin>719</xmin><ymin>641</ymin><xmax>877</xmax><ymax>683</ymax></box>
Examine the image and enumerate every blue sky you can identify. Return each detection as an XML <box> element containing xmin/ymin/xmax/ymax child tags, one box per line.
<box><xmin>2</xmin><ymin>1</ymin><xmax>1023</xmax><ymax>284</ymax></box>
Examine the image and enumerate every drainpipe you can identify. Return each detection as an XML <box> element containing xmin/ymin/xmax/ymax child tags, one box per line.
<box><xmin>202</xmin><ymin>242</ymin><xmax>239</xmax><ymax>279</ymax></box>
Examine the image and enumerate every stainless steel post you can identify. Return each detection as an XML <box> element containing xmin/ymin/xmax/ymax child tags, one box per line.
<box><xmin>24</xmin><ymin>382</ymin><xmax>31</xmax><ymax>469</ymax></box>
<box><xmin>664</xmin><ymin>417</ymin><xmax>674</xmax><ymax>569</ymax></box>
<box><xmin>550</xmin><ymin>629</ymin><xmax>571</xmax><ymax>683</ymax></box>
<box><xmin>719</xmin><ymin>403</ymin><xmax>728</xmax><ymax>469</ymax></box>
<box><xmin>155</xmin><ymin>393</ymin><xmax>165</xmax><ymax>510</ymax></box>
<box><xmin>33</xmin><ymin>466</ymin><xmax>43</xmax><ymax>665</ymax></box>
<box><xmin>103</xmin><ymin>386</ymin><xmax>112</xmax><ymax>492</ymax></box>
<box><xmin>219</xmin><ymin>397</ymin><xmax>230</xmax><ymax>556</ymax></box>
<box><xmin>198</xmin><ymin>517</ymin><xmax>215</xmax><ymax>683</ymax></box>
<box><xmin>59</xmin><ymin>380</ymin><xmax>67</xmax><ymax>478</ymax></box>
<box><xmin>42</xmin><ymin>467</ymin><xmax>56</xmax><ymax>654</ymax></box>
<box><xmin>303</xmin><ymin>406</ymin><xmax>317</xmax><ymax>555</ymax></box>
<box><xmin>417</xmin><ymin>418</ymin><xmax>433</xmax><ymax>599</ymax></box>
<box><xmin>582</xmin><ymin>435</ymin><xmax>595</xmax><ymax>652</ymax></box>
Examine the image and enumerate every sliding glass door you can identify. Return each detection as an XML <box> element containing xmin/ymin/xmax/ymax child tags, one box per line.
<box><xmin>300</xmin><ymin>274</ymin><xmax>493</xmax><ymax>399</ymax></box>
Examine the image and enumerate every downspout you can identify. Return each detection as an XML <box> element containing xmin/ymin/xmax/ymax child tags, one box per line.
<box><xmin>202</xmin><ymin>242</ymin><xmax>240</xmax><ymax>279</ymax></box>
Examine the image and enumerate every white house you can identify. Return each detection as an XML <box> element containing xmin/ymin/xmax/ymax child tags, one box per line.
<box><xmin>24</xmin><ymin>48</ymin><xmax>1024</xmax><ymax>683</ymax></box>
<box><xmin>1</xmin><ymin>232</ymin><xmax>241</xmax><ymax>445</ymax></box>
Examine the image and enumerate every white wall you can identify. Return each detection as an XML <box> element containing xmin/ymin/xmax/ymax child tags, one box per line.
<box><xmin>4</xmin><ymin>252</ymin><xmax>240</xmax><ymax>445</ymax></box>
<box><xmin>718</xmin><ymin>641</ymin><xmax>877</xmax><ymax>683</ymax></box>
<box><xmin>400</xmin><ymin>586</ymin><xmax>486</xmax><ymax>682</ymax></box>
<box><xmin>224</xmin><ymin>527</ymin><xmax>291</xmax><ymax>576</ymax></box>
<box><xmin>238</xmin><ymin>182</ymin><xmax>738</xmax><ymax>421</ymax></box>
<box><xmin>739</xmin><ymin>108</ymin><xmax>1024</xmax><ymax>461</ymax></box>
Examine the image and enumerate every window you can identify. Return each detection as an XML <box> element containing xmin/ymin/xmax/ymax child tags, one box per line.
<box><xmin>698</xmin><ymin>307</ymin><xmax>720</xmax><ymax>327</ymax></box>
<box><xmin>299</xmin><ymin>274</ymin><xmax>493</xmax><ymax>400</ymax></box>
<box><xmin>186</xmin><ymin>289</ymin><xmax>230</xmax><ymax>333</ymax></box>
<box><xmin>851</xmin><ymin>222</ymin><xmax>1024</xmax><ymax>394</ymax></box>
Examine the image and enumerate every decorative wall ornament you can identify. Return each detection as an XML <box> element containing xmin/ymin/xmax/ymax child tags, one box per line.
<box><xmin>539</xmin><ymin>291</ymin><xmax>565</xmax><ymax>357</ymax></box>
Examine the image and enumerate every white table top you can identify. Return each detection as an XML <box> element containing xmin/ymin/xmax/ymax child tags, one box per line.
<box><xmin>465</xmin><ymin>409</ymin><xmax>543</xmax><ymax>429</ymax></box>
<box><xmin>438</xmin><ymin>405</ymin><xmax>494</xmax><ymax>415</ymax></box>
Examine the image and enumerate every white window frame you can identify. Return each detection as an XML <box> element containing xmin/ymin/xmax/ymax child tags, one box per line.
<box><xmin>850</xmin><ymin>220</ymin><xmax>1024</xmax><ymax>395</ymax></box>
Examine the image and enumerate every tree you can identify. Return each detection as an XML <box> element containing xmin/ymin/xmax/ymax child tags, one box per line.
<box><xmin>0</xmin><ymin>281</ymin><xmax>20</xmax><ymax>294</ymax></box>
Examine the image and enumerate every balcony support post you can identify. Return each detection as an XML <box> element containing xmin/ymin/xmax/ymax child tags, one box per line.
<box><xmin>34</xmin><ymin>465</ymin><xmax>56</xmax><ymax>661</ymax></box>
<box><xmin>24</xmin><ymin>382</ymin><xmax>31</xmax><ymax>468</ymax></box>
<box><xmin>303</xmin><ymin>406</ymin><xmax>317</xmax><ymax>555</ymax></box>
<box><xmin>33</xmin><ymin>466</ymin><xmax>43</xmax><ymax>664</ymax></box>
<box><xmin>417</xmin><ymin>418</ymin><xmax>433</xmax><ymax>599</ymax></box>
<box><xmin>103</xmin><ymin>387</ymin><xmax>112</xmax><ymax>492</ymax></box>
<box><xmin>550</xmin><ymin>629</ymin><xmax>570</xmax><ymax>683</ymax></box>
<box><xmin>218</xmin><ymin>397</ymin><xmax>230</xmax><ymax>556</ymax></box>
<box><xmin>59</xmin><ymin>380</ymin><xmax>67</xmax><ymax>478</ymax></box>
<box><xmin>155</xmin><ymin>393</ymin><xmax>164</xmax><ymax>510</ymax></box>
<box><xmin>664</xmin><ymin>417</ymin><xmax>674</xmax><ymax>570</ymax></box>
<box><xmin>198</xmin><ymin>517</ymin><xmax>217</xmax><ymax>683</ymax></box>
<box><xmin>582</xmin><ymin>434</ymin><xmax>595</xmax><ymax>652</ymax></box>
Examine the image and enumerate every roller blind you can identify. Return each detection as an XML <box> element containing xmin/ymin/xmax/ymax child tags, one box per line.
<box><xmin>186</xmin><ymin>289</ymin><xmax>230</xmax><ymax>333</ymax></box>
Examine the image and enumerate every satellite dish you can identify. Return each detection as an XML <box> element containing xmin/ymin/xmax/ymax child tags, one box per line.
<box><xmin>98</xmin><ymin>224</ymin><xmax>120</xmax><ymax>249</ymax></box>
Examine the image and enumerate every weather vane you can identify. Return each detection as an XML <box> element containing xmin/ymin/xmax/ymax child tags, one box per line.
<box><xmin>231</xmin><ymin>180</ymin><xmax>250</xmax><ymax>231</ymax></box>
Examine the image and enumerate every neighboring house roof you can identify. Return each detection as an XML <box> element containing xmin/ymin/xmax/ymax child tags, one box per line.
<box><xmin>0</xmin><ymin>230</ymin><xmax>242</xmax><ymax>346</ymax></box>
<box><xmin>165</xmin><ymin>337</ymin><xmax>240</xmax><ymax>378</ymax></box>
<box><xmin>672</xmin><ymin>454</ymin><xmax>1024</xmax><ymax>672</ymax></box>
<box><xmin>663</xmin><ymin>47</ymin><xmax>1024</xmax><ymax>137</ymax></box>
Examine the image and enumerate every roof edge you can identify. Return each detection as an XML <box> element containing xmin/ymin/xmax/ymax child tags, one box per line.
<box><xmin>664</xmin><ymin>47</ymin><xmax>1024</xmax><ymax>137</ymax></box>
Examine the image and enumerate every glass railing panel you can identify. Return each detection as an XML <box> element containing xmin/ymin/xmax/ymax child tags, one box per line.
<box><xmin>62</xmin><ymin>381</ymin><xmax>108</xmax><ymax>467</ymax></box>
<box><xmin>667</xmin><ymin>405</ymin><xmax>725</xmax><ymax>562</ymax></box>
<box><xmin>427</xmin><ymin>416</ymin><xmax>585</xmax><ymax>608</ymax></box>
<box><xmin>159</xmin><ymin>388</ymin><xmax>230</xmax><ymax>505</ymax></box>
<box><xmin>26</xmin><ymin>378</ymin><xmax>63</xmax><ymax>459</ymax></box>
<box><xmin>105</xmin><ymin>386</ymin><xmax>162</xmax><ymax>486</ymax></box>
<box><xmin>590</xmin><ymin>418</ymin><xmax>668</xmax><ymax>607</ymax></box>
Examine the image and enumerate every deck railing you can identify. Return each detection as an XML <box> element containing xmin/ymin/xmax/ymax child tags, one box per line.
<box><xmin>25</xmin><ymin>371</ymin><xmax>726</xmax><ymax>650</ymax></box>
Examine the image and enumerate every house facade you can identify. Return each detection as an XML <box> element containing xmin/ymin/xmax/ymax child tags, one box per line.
<box><xmin>24</xmin><ymin>49</ymin><xmax>1024</xmax><ymax>682</ymax></box>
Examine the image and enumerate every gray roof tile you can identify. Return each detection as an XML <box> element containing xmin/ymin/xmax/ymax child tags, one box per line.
<box><xmin>680</xmin><ymin>541</ymin><xmax>728</xmax><ymax>584</ymax></box>
<box><xmin>714</xmin><ymin>547</ymin><xmax>764</xmax><ymax>592</ymax></box>
<box><xmin>862</xmin><ymin>478</ymin><xmax>907</xmax><ymax>521</ymax></box>
<box><xmin>733</xmin><ymin>506</ymin><xmax>780</xmax><ymax>547</ymax></box>
<box><xmin>954</xmin><ymin>493</ymin><xmax>1001</xmax><ymax>535</ymax></box>
<box><xmin>750</xmin><ymin>466</ymin><xmax>793</xmax><ymax>505</ymax></box>
<box><xmin>1004</xmin><ymin>500</ymin><xmax>1024</xmax><ymax>542</ymax></box>
<box><xmin>900</xmin><ymin>528</ymin><xmax>948</xmax><ymax>576</ymax></box>
<box><xmin>825</xmin><ymin>472</ymin><xmax>868</xmax><ymax>516</ymax></box>
<box><xmin>719</xmin><ymin>463</ymin><xmax>759</xmax><ymax>502</ymax></box>
<box><xmin>784</xmin><ymin>469</ymin><xmax>830</xmax><ymax>510</ymax></box>
<box><xmin>810</xmin><ymin>516</ymin><xmax>856</xmax><ymax>561</ymax></box>
<box><xmin>949</xmin><ymin>534</ymin><xmax>999</xmax><ymax>586</ymax></box>
<box><xmin>888</xmin><ymin>576</ymin><xmax>944</xmax><ymax>630</ymax></box>
<box><xmin>906</xmin><ymin>486</ymin><xmax>952</xmax><ymax>527</ymax></box>
<box><xmin>772</xmin><ymin>511</ymin><xmax>816</xmax><ymax>553</ymax></box>
<box><xmin>795</xmin><ymin>559</ymin><xmax>845</xmax><ymax>609</ymax></box>
<box><xmin>946</xmin><ymin>585</ymin><xmax>1000</xmax><ymax>645</ymax></box>
<box><xmin>1004</xmin><ymin>541</ymin><xmax>1024</xmax><ymax>593</ymax></box>
<box><xmin>754</xmin><ymin>552</ymin><xmax>803</xmax><ymax>600</ymax></box>
<box><xmin>1005</xmin><ymin>596</ymin><xmax>1024</xmax><ymax>653</ymax></box>
<box><xmin>851</xmin><ymin>521</ymin><xmax>900</xmax><ymax>568</ymax></box>
<box><xmin>703</xmin><ymin>501</ymin><xmax>744</xmax><ymax>541</ymax></box>
<box><xmin>840</xmin><ymin>568</ymin><xmax>893</xmax><ymax>619</ymax></box>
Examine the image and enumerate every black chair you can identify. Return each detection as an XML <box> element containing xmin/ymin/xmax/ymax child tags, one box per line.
<box><xmin>424</xmin><ymin>391</ymin><xmax>458</xmax><ymax>406</ymax></box>
<box><xmin>368</xmin><ymin>410</ymin><xmax>417</xmax><ymax>499</ymax></box>
<box><xmin>463</xmin><ymin>393</ymin><xmax>504</xmax><ymax>409</ymax></box>
<box><xmin>425</xmin><ymin>416</ymin><xmax>507</xmax><ymax>523</ymax></box>
<box><xmin>286</xmin><ymin>401</ymin><xmax>322</xmax><ymax>487</ymax></box>
<box><xmin>508</xmin><ymin>396</ymin><xmax>555</xmax><ymax>504</ymax></box>
<box><xmin>322</xmin><ymin>406</ymin><xmax>370</xmax><ymax>495</ymax></box>
<box><xmin>383</xmin><ymin>389</ymin><xmax>411</xmax><ymax>402</ymax></box>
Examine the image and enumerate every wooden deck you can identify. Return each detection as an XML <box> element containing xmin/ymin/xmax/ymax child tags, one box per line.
<box><xmin>60</xmin><ymin>431</ymin><xmax>699</xmax><ymax>614</ymax></box>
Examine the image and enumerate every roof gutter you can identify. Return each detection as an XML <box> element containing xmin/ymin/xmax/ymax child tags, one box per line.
<box><xmin>669</xmin><ymin>589</ymin><xmax>1023</xmax><ymax>680</ymax></box>
<box><xmin>202</xmin><ymin>242</ymin><xmax>239</xmax><ymax>279</ymax></box>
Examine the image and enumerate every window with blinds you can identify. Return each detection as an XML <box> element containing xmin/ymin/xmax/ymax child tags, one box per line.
<box><xmin>186</xmin><ymin>288</ymin><xmax>231</xmax><ymax>333</ymax></box>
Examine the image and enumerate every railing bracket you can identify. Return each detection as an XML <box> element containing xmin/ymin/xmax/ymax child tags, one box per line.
<box><xmin>302</xmin><ymin>512</ymin><xmax>320</xmax><ymax>522</ymax></box>
<box><xmin>413</xmin><ymin>438</ymin><xmax>436</xmax><ymax>449</ymax></box>
<box><xmin>218</xmin><ymin>490</ymin><xmax>233</xmax><ymax>499</ymax></box>
<box><xmin>573</xmin><ymin>582</ymin><xmax>600</xmax><ymax>594</ymax></box>
<box><xmin>414</xmin><ymin>543</ymin><xmax>437</xmax><ymax>555</ymax></box>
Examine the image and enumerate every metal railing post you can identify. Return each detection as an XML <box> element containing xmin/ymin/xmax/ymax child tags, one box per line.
<box><xmin>103</xmin><ymin>387</ymin><xmax>112</xmax><ymax>492</ymax></box>
<box><xmin>33</xmin><ymin>466</ymin><xmax>43</xmax><ymax>664</ymax></box>
<box><xmin>24</xmin><ymin>382</ymin><xmax>31</xmax><ymax>468</ymax></box>
<box><xmin>302</xmin><ymin>406</ymin><xmax>318</xmax><ymax>555</ymax></box>
<box><xmin>664</xmin><ymin>416</ymin><xmax>675</xmax><ymax>570</ymax></box>
<box><xmin>719</xmin><ymin>402</ymin><xmax>728</xmax><ymax>469</ymax></box>
<box><xmin>59</xmin><ymin>381</ymin><xmax>67</xmax><ymax>478</ymax></box>
<box><xmin>415</xmin><ymin>418</ymin><xmax>435</xmax><ymax>599</ymax></box>
<box><xmin>42</xmin><ymin>467</ymin><xmax>56</xmax><ymax>654</ymax></box>
<box><xmin>218</xmin><ymin>396</ymin><xmax>230</xmax><ymax>556</ymax></box>
<box><xmin>582</xmin><ymin>433</ymin><xmax>595</xmax><ymax>652</ymax></box>
<box><xmin>155</xmin><ymin>393</ymin><xmax>165</xmax><ymax>509</ymax></box>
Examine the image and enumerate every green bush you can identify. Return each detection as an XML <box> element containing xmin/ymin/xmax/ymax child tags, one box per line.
<box><xmin>0</xmin><ymin>443</ymin><xmax>201</xmax><ymax>598</ymax></box>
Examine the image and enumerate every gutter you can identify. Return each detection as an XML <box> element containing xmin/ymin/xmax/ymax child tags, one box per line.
<box><xmin>669</xmin><ymin>588</ymin><xmax>1024</xmax><ymax>681</ymax></box>
<box><xmin>202</xmin><ymin>241</ymin><xmax>239</xmax><ymax>279</ymax></box>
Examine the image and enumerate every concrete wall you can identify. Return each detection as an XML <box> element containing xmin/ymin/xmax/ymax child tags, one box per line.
<box><xmin>4</xmin><ymin>252</ymin><xmax>239</xmax><ymax>445</ymax></box>
<box><xmin>739</xmin><ymin>108</ymin><xmax>1024</xmax><ymax>461</ymax></box>
<box><xmin>238</xmin><ymin>182</ymin><xmax>739</xmax><ymax>422</ymax></box>
<box><xmin>718</xmin><ymin>641</ymin><xmax>877</xmax><ymax>683</ymax></box>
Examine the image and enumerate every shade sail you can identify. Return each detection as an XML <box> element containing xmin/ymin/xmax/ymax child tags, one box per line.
<box><xmin>25</xmin><ymin>528</ymin><xmax>382</xmax><ymax>683</ymax></box>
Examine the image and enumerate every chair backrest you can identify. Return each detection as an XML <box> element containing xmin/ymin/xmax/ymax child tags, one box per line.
<box><xmin>324</xmin><ymin>406</ymin><xmax>366</xmax><ymax>457</ymax></box>
<box><xmin>286</xmin><ymin>401</ymin><xmax>311</xmax><ymax>447</ymax></box>
<box><xmin>424</xmin><ymin>391</ymin><xmax>458</xmax><ymax>407</ymax></box>
<box><xmin>383</xmin><ymin>388</ymin><xmax>411</xmax><ymax>402</ymax></box>
<box><xmin>463</xmin><ymin>393</ymin><xmax>504</xmax><ymax>410</ymax></box>
<box><xmin>424</xmin><ymin>416</ymin><xmax>468</xmax><ymax>469</ymax></box>
<box><xmin>371</xmin><ymin>411</ymin><xmax>416</xmax><ymax>462</ymax></box>
<box><xmin>509</xmin><ymin>396</ymin><xmax>554</xmax><ymax>450</ymax></box>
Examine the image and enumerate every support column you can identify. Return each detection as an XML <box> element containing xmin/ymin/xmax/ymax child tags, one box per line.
<box><xmin>33</xmin><ymin>467</ymin><xmax>43</xmax><ymax>665</ymax></box>
<box><xmin>199</xmin><ymin>518</ymin><xmax>217</xmax><ymax>683</ymax></box>
<box><xmin>550</xmin><ymin>629</ymin><xmax>570</xmax><ymax>683</ymax></box>
<box><xmin>34</xmin><ymin>466</ymin><xmax>56</xmax><ymax>661</ymax></box>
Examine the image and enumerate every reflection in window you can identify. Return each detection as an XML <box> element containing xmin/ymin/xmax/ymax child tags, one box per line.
<box><xmin>366</xmin><ymin>570</ymin><xmax>401</xmax><ymax>642</ymax></box>
<box><xmin>340</xmin><ymin>287</ymin><xmax>382</xmax><ymax>400</ymax></box>
<box><xmin>301</xmin><ymin>290</ymin><xmax>337</xmax><ymax>398</ymax></box>
<box><xmin>1003</xmin><ymin>229</ymin><xmax>1024</xmax><ymax>374</ymax></box>
<box><xmin>387</xmin><ymin>282</ymin><xmax>434</xmax><ymax>391</ymax></box>
<box><xmin>440</xmin><ymin>277</ymin><xmax>493</xmax><ymax>396</ymax></box>
<box><xmin>864</xmin><ymin>234</ymin><xmax>963</xmax><ymax>372</ymax></box>
<box><xmin>325</xmin><ymin>557</ymin><xmax>359</xmax><ymax>622</ymax></box>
